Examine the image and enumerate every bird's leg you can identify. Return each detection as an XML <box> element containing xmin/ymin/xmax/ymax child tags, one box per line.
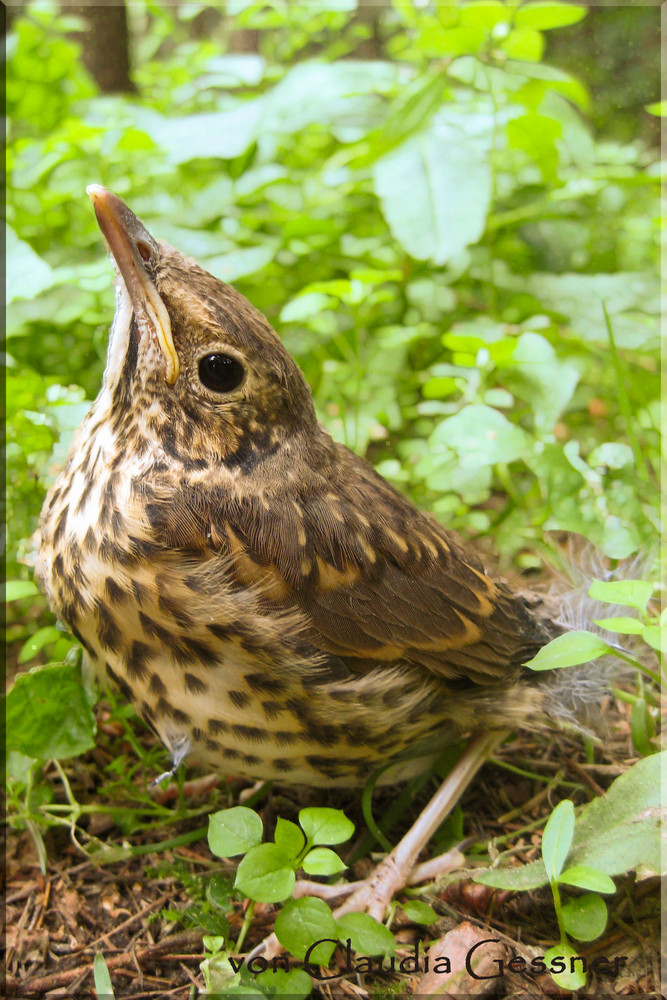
<box><xmin>246</xmin><ymin>729</ymin><xmax>507</xmax><ymax>961</ymax></box>
<box><xmin>334</xmin><ymin>728</ymin><xmax>508</xmax><ymax>920</ymax></box>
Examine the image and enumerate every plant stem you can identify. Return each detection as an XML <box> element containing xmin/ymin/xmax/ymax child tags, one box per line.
<box><xmin>602</xmin><ymin>303</ymin><xmax>650</xmax><ymax>482</ymax></box>
<box><xmin>235</xmin><ymin>900</ymin><xmax>255</xmax><ymax>953</ymax></box>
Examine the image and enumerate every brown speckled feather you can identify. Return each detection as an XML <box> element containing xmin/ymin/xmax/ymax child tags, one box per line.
<box><xmin>36</xmin><ymin>188</ymin><xmax>561</xmax><ymax>787</ymax></box>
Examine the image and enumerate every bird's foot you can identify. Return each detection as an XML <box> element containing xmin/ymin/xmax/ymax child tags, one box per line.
<box><xmin>246</xmin><ymin>730</ymin><xmax>506</xmax><ymax>964</ymax></box>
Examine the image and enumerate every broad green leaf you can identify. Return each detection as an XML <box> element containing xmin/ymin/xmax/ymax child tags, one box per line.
<box><xmin>515</xmin><ymin>3</ymin><xmax>587</xmax><ymax>31</ymax></box>
<box><xmin>280</xmin><ymin>292</ymin><xmax>336</xmax><ymax>323</ymax></box>
<box><xmin>423</xmin><ymin>25</ymin><xmax>486</xmax><ymax>57</ymax></box>
<box><xmin>646</xmin><ymin>100</ymin><xmax>667</xmax><ymax>116</ymax></box>
<box><xmin>256</xmin><ymin>967</ymin><xmax>313</xmax><ymax>999</ymax></box>
<box><xmin>459</xmin><ymin>1</ymin><xmax>508</xmax><ymax>30</ymax></box>
<box><xmin>234</xmin><ymin>844</ymin><xmax>295</xmax><ymax>903</ymax></box>
<box><xmin>508</xmin><ymin>332</ymin><xmax>579</xmax><ymax>431</ymax></box>
<box><xmin>507</xmin><ymin>113</ymin><xmax>561</xmax><ymax>181</ymax></box>
<box><xmin>399</xmin><ymin>899</ymin><xmax>438</xmax><ymax>925</ymax></box>
<box><xmin>205</xmin><ymin>243</ymin><xmax>278</xmax><ymax>283</ymax></box>
<box><xmin>500</xmin><ymin>27</ymin><xmax>544</xmax><ymax>62</ymax></box>
<box><xmin>431</xmin><ymin>404</ymin><xmax>528</xmax><ymax>466</ymax></box>
<box><xmin>588</xmin><ymin>579</ymin><xmax>653</xmax><ymax>614</ymax></box>
<box><xmin>588</xmin><ymin>443</ymin><xmax>634</xmax><ymax>470</ymax></box>
<box><xmin>475</xmin><ymin>754</ymin><xmax>665</xmax><ymax>889</ymax></box>
<box><xmin>93</xmin><ymin>953</ymin><xmax>115</xmax><ymax>999</ymax></box>
<box><xmin>542</xmin><ymin>800</ymin><xmax>575</xmax><ymax>880</ymax></box>
<box><xmin>641</xmin><ymin>625</ymin><xmax>664</xmax><ymax>652</ymax></box>
<box><xmin>208</xmin><ymin>806</ymin><xmax>263</xmax><ymax>858</ymax></box>
<box><xmin>137</xmin><ymin>102</ymin><xmax>264</xmax><ymax>164</ymax></box>
<box><xmin>299</xmin><ymin>807</ymin><xmax>354</xmax><ymax>846</ymax></box>
<box><xmin>544</xmin><ymin>943</ymin><xmax>587</xmax><ymax>991</ymax></box>
<box><xmin>561</xmin><ymin>893</ymin><xmax>607</xmax><ymax>941</ymax></box>
<box><xmin>275</xmin><ymin>897</ymin><xmax>337</xmax><ymax>964</ymax></box>
<box><xmin>19</xmin><ymin>626</ymin><xmax>62</xmax><ymax>663</ymax></box>
<box><xmin>7</xmin><ymin>226</ymin><xmax>56</xmax><ymax>303</ymax></box>
<box><xmin>592</xmin><ymin>616</ymin><xmax>644</xmax><ymax>635</ymax></box>
<box><xmin>526</xmin><ymin>272</ymin><xmax>658</xmax><ymax>349</ymax></box>
<box><xmin>264</xmin><ymin>60</ymin><xmax>397</xmax><ymax>134</ymax></box>
<box><xmin>336</xmin><ymin>912</ymin><xmax>396</xmax><ymax>956</ymax></box>
<box><xmin>524</xmin><ymin>631</ymin><xmax>611</xmax><ymax>671</ymax></box>
<box><xmin>6</xmin><ymin>663</ymin><xmax>96</xmax><ymax>760</ymax></box>
<box><xmin>558</xmin><ymin>866</ymin><xmax>615</xmax><ymax>894</ymax></box>
<box><xmin>274</xmin><ymin>817</ymin><xmax>305</xmax><ymax>861</ymax></box>
<box><xmin>6</xmin><ymin>580</ymin><xmax>40</xmax><ymax>601</ymax></box>
<box><xmin>302</xmin><ymin>847</ymin><xmax>347</xmax><ymax>876</ymax></box>
<box><xmin>345</xmin><ymin>73</ymin><xmax>449</xmax><ymax>169</ymax></box>
<box><xmin>373</xmin><ymin>109</ymin><xmax>492</xmax><ymax>265</ymax></box>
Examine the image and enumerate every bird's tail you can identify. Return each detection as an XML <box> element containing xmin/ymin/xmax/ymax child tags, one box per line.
<box><xmin>535</xmin><ymin>536</ymin><xmax>658</xmax><ymax>731</ymax></box>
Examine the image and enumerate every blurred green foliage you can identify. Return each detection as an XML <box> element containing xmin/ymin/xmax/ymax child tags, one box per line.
<box><xmin>6</xmin><ymin>0</ymin><xmax>660</xmax><ymax>686</ymax></box>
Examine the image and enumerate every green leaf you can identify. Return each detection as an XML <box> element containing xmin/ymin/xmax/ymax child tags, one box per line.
<box><xmin>558</xmin><ymin>866</ymin><xmax>616</xmax><ymax>894</ymax></box>
<box><xmin>507</xmin><ymin>113</ymin><xmax>561</xmax><ymax>181</ymax></box>
<box><xmin>431</xmin><ymin>404</ymin><xmax>528</xmax><ymax>466</ymax></box>
<box><xmin>475</xmin><ymin>754</ymin><xmax>666</xmax><ymax>889</ymax></box>
<box><xmin>373</xmin><ymin>109</ymin><xmax>492</xmax><ymax>265</ymax></box>
<box><xmin>202</xmin><ymin>935</ymin><xmax>225</xmax><ymax>955</ymax></box>
<box><xmin>93</xmin><ymin>952</ymin><xmax>115</xmax><ymax>999</ymax></box>
<box><xmin>256</xmin><ymin>967</ymin><xmax>313</xmax><ymax>999</ymax></box>
<box><xmin>459</xmin><ymin>0</ymin><xmax>508</xmax><ymax>30</ymax></box>
<box><xmin>544</xmin><ymin>943</ymin><xmax>587</xmax><ymax>991</ymax></box>
<box><xmin>588</xmin><ymin>442</ymin><xmax>634</xmax><ymax>470</ymax></box>
<box><xmin>336</xmin><ymin>912</ymin><xmax>396</xmax><ymax>956</ymax></box>
<box><xmin>7</xmin><ymin>226</ymin><xmax>56</xmax><ymax>303</ymax></box>
<box><xmin>515</xmin><ymin>2</ymin><xmax>587</xmax><ymax>31</ymax></box>
<box><xmin>646</xmin><ymin>100</ymin><xmax>667</xmax><ymax>116</ymax></box>
<box><xmin>139</xmin><ymin>103</ymin><xmax>264</xmax><ymax>164</ymax></box>
<box><xmin>274</xmin><ymin>897</ymin><xmax>337</xmax><ymax>964</ymax></box>
<box><xmin>6</xmin><ymin>663</ymin><xmax>96</xmax><ymax>760</ymax></box>
<box><xmin>473</xmin><ymin>859</ymin><xmax>550</xmax><ymax>891</ymax></box>
<box><xmin>508</xmin><ymin>331</ymin><xmax>578</xmax><ymax>431</ymax></box>
<box><xmin>274</xmin><ymin>817</ymin><xmax>305</xmax><ymax>861</ymax></box>
<box><xmin>641</xmin><ymin>625</ymin><xmax>664</xmax><ymax>652</ymax></box>
<box><xmin>280</xmin><ymin>292</ymin><xmax>336</xmax><ymax>323</ymax></box>
<box><xmin>302</xmin><ymin>847</ymin><xmax>347</xmax><ymax>876</ymax></box>
<box><xmin>542</xmin><ymin>800</ymin><xmax>575</xmax><ymax>880</ymax></box>
<box><xmin>561</xmin><ymin>893</ymin><xmax>608</xmax><ymax>942</ymax></box>
<box><xmin>399</xmin><ymin>899</ymin><xmax>439</xmax><ymax>925</ymax></box>
<box><xmin>592</xmin><ymin>616</ymin><xmax>644</xmax><ymax>635</ymax></box>
<box><xmin>588</xmin><ymin>579</ymin><xmax>653</xmax><ymax>614</ymax></box>
<box><xmin>208</xmin><ymin>806</ymin><xmax>263</xmax><ymax>858</ymax></box>
<box><xmin>205</xmin><ymin>243</ymin><xmax>278</xmax><ymax>284</ymax></box>
<box><xmin>19</xmin><ymin>626</ymin><xmax>62</xmax><ymax>663</ymax></box>
<box><xmin>298</xmin><ymin>807</ymin><xmax>354</xmax><ymax>846</ymax></box>
<box><xmin>629</xmin><ymin>699</ymin><xmax>652</xmax><ymax>757</ymax></box>
<box><xmin>234</xmin><ymin>844</ymin><xmax>295</xmax><ymax>903</ymax></box>
<box><xmin>500</xmin><ymin>27</ymin><xmax>544</xmax><ymax>62</ymax></box>
<box><xmin>6</xmin><ymin>580</ymin><xmax>40</xmax><ymax>601</ymax></box>
<box><xmin>524</xmin><ymin>631</ymin><xmax>611</xmax><ymax>671</ymax></box>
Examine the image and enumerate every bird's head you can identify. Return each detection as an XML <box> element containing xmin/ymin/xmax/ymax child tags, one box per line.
<box><xmin>87</xmin><ymin>185</ymin><xmax>319</xmax><ymax>474</ymax></box>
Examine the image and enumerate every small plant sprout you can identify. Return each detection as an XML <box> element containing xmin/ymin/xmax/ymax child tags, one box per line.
<box><xmin>540</xmin><ymin>799</ymin><xmax>616</xmax><ymax>990</ymax></box>
<box><xmin>206</xmin><ymin>804</ymin><xmax>398</xmax><ymax>982</ymax></box>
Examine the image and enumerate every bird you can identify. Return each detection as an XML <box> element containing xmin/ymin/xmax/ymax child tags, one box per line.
<box><xmin>37</xmin><ymin>186</ymin><xmax>566</xmax><ymax>920</ymax></box>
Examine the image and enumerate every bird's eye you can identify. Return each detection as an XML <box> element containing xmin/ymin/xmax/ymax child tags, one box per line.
<box><xmin>198</xmin><ymin>354</ymin><xmax>245</xmax><ymax>393</ymax></box>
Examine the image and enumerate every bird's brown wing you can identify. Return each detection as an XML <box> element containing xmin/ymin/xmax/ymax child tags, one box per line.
<box><xmin>215</xmin><ymin>450</ymin><xmax>554</xmax><ymax>688</ymax></box>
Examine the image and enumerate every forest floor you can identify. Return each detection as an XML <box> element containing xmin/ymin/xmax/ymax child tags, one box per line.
<box><xmin>4</xmin><ymin>704</ymin><xmax>661</xmax><ymax>999</ymax></box>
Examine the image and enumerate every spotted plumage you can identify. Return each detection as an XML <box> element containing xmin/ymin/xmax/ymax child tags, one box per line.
<box><xmin>36</xmin><ymin>187</ymin><xmax>561</xmax><ymax>787</ymax></box>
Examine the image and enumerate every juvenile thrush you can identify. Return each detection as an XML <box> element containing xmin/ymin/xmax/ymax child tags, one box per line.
<box><xmin>37</xmin><ymin>187</ymin><xmax>564</xmax><ymax>916</ymax></box>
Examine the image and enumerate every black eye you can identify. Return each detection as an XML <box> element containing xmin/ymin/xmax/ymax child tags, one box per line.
<box><xmin>198</xmin><ymin>354</ymin><xmax>245</xmax><ymax>393</ymax></box>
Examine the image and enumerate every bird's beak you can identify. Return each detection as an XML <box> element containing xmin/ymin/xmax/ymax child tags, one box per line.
<box><xmin>86</xmin><ymin>185</ymin><xmax>180</xmax><ymax>385</ymax></box>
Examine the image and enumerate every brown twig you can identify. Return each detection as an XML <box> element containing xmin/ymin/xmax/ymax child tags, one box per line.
<box><xmin>17</xmin><ymin>928</ymin><xmax>204</xmax><ymax>995</ymax></box>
